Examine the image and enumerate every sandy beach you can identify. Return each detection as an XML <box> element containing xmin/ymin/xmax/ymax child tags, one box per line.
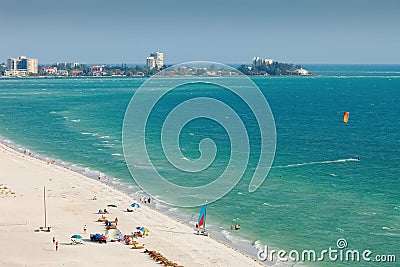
<box><xmin>0</xmin><ymin>142</ymin><xmax>264</xmax><ymax>267</ymax></box>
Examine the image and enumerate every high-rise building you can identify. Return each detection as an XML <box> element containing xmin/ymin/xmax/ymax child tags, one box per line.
<box><xmin>146</xmin><ymin>56</ymin><xmax>156</xmax><ymax>70</ymax></box>
<box><xmin>6</xmin><ymin>56</ymin><xmax>38</xmax><ymax>76</ymax></box>
<box><xmin>252</xmin><ymin>57</ymin><xmax>273</xmax><ymax>68</ymax></box>
<box><xmin>27</xmin><ymin>58</ymin><xmax>38</xmax><ymax>74</ymax></box>
<box><xmin>151</xmin><ymin>52</ymin><xmax>164</xmax><ymax>69</ymax></box>
<box><xmin>56</xmin><ymin>62</ymin><xmax>80</xmax><ymax>69</ymax></box>
<box><xmin>146</xmin><ymin>52</ymin><xmax>164</xmax><ymax>70</ymax></box>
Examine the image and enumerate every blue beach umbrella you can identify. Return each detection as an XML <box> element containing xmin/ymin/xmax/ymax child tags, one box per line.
<box><xmin>94</xmin><ymin>233</ymin><xmax>102</xmax><ymax>239</ymax></box>
<box><xmin>131</xmin><ymin>203</ymin><xmax>141</xmax><ymax>208</ymax></box>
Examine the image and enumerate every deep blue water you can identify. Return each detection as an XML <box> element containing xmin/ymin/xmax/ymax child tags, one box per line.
<box><xmin>0</xmin><ymin>65</ymin><xmax>399</xmax><ymax>266</ymax></box>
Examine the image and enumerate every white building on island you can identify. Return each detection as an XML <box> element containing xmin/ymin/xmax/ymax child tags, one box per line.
<box><xmin>253</xmin><ymin>57</ymin><xmax>273</xmax><ymax>67</ymax></box>
<box><xmin>6</xmin><ymin>56</ymin><xmax>38</xmax><ymax>77</ymax></box>
<box><xmin>146</xmin><ymin>56</ymin><xmax>156</xmax><ymax>70</ymax></box>
<box><xmin>292</xmin><ymin>67</ymin><xmax>309</xmax><ymax>76</ymax></box>
<box><xmin>146</xmin><ymin>52</ymin><xmax>164</xmax><ymax>70</ymax></box>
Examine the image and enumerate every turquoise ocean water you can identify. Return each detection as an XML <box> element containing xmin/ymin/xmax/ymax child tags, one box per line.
<box><xmin>0</xmin><ymin>65</ymin><xmax>399</xmax><ymax>266</ymax></box>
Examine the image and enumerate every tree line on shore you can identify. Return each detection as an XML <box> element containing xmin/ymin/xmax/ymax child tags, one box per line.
<box><xmin>238</xmin><ymin>62</ymin><xmax>304</xmax><ymax>76</ymax></box>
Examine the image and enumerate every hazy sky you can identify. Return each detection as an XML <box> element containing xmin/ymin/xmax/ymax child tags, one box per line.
<box><xmin>1</xmin><ymin>0</ymin><xmax>399</xmax><ymax>64</ymax></box>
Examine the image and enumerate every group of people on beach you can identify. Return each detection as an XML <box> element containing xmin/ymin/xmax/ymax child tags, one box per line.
<box><xmin>140</xmin><ymin>195</ymin><xmax>151</xmax><ymax>204</ymax></box>
<box><xmin>97</xmin><ymin>174</ymin><xmax>107</xmax><ymax>181</ymax></box>
<box><xmin>48</xmin><ymin>177</ymin><xmax>153</xmax><ymax>253</ymax></box>
<box><xmin>97</xmin><ymin>174</ymin><xmax>110</xmax><ymax>185</ymax></box>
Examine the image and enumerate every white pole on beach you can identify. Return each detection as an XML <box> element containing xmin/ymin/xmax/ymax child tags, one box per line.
<box><xmin>44</xmin><ymin>186</ymin><xmax>47</xmax><ymax>228</ymax></box>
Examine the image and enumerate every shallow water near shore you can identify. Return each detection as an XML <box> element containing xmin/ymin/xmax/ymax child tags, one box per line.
<box><xmin>0</xmin><ymin>65</ymin><xmax>399</xmax><ymax>266</ymax></box>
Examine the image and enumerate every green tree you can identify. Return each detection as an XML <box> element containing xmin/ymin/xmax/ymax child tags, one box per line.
<box><xmin>237</xmin><ymin>65</ymin><xmax>252</xmax><ymax>75</ymax></box>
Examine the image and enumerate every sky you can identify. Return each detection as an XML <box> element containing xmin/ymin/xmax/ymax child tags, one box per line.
<box><xmin>1</xmin><ymin>0</ymin><xmax>399</xmax><ymax>64</ymax></box>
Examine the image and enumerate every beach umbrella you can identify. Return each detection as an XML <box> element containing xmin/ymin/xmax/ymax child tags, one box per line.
<box><xmin>140</xmin><ymin>227</ymin><xmax>149</xmax><ymax>233</ymax></box>
<box><xmin>94</xmin><ymin>233</ymin><xmax>102</xmax><ymax>239</ymax></box>
<box><xmin>108</xmin><ymin>204</ymin><xmax>117</xmax><ymax>208</ymax></box>
<box><xmin>71</xmin><ymin>234</ymin><xmax>83</xmax><ymax>239</ymax></box>
<box><xmin>131</xmin><ymin>203</ymin><xmax>141</xmax><ymax>208</ymax></box>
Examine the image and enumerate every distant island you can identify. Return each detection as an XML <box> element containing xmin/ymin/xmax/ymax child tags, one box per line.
<box><xmin>0</xmin><ymin>54</ymin><xmax>311</xmax><ymax>78</ymax></box>
<box><xmin>237</xmin><ymin>57</ymin><xmax>311</xmax><ymax>76</ymax></box>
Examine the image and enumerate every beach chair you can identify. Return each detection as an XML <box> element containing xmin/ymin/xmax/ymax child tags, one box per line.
<box><xmin>131</xmin><ymin>245</ymin><xmax>144</xmax><ymax>249</ymax></box>
<box><xmin>71</xmin><ymin>238</ymin><xmax>83</xmax><ymax>245</ymax></box>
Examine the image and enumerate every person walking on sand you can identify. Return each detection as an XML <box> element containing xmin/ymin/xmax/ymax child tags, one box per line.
<box><xmin>115</xmin><ymin>217</ymin><xmax>118</xmax><ymax>226</ymax></box>
<box><xmin>83</xmin><ymin>224</ymin><xmax>87</xmax><ymax>234</ymax></box>
<box><xmin>55</xmin><ymin>240</ymin><xmax>59</xmax><ymax>251</ymax></box>
<box><xmin>52</xmin><ymin>236</ymin><xmax>55</xmax><ymax>244</ymax></box>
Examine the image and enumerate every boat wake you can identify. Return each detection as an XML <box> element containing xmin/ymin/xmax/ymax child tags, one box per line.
<box><xmin>273</xmin><ymin>158</ymin><xmax>359</xmax><ymax>169</ymax></box>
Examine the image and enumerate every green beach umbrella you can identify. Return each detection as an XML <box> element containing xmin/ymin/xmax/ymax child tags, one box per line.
<box><xmin>71</xmin><ymin>234</ymin><xmax>83</xmax><ymax>239</ymax></box>
<box><xmin>140</xmin><ymin>227</ymin><xmax>149</xmax><ymax>233</ymax></box>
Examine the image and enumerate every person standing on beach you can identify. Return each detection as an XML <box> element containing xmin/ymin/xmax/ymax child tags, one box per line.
<box><xmin>52</xmin><ymin>236</ymin><xmax>55</xmax><ymax>244</ymax></box>
<box><xmin>83</xmin><ymin>224</ymin><xmax>87</xmax><ymax>234</ymax></box>
<box><xmin>55</xmin><ymin>240</ymin><xmax>59</xmax><ymax>251</ymax></box>
<box><xmin>115</xmin><ymin>217</ymin><xmax>118</xmax><ymax>226</ymax></box>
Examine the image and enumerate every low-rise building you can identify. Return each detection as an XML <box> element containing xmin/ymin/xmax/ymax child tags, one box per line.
<box><xmin>89</xmin><ymin>65</ymin><xmax>103</xmax><ymax>72</ymax></box>
<box><xmin>57</xmin><ymin>70</ymin><xmax>69</xmax><ymax>76</ymax></box>
<box><xmin>89</xmin><ymin>65</ymin><xmax>104</xmax><ymax>76</ymax></box>
<box><xmin>70</xmin><ymin>70</ymin><xmax>83</xmax><ymax>76</ymax></box>
<box><xmin>292</xmin><ymin>67</ymin><xmax>309</xmax><ymax>76</ymax></box>
<box><xmin>4</xmin><ymin>70</ymin><xmax>28</xmax><ymax>77</ymax></box>
<box><xmin>41</xmin><ymin>66</ymin><xmax>58</xmax><ymax>75</ymax></box>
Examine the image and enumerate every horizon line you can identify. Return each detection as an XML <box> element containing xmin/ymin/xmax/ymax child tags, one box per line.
<box><xmin>9</xmin><ymin>62</ymin><xmax>400</xmax><ymax>66</ymax></box>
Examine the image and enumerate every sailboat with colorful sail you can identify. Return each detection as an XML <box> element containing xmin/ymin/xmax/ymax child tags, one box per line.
<box><xmin>195</xmin><ymin>203</ymin><xmax>209</xmax><ymax>236</ymax></box>
<box><xmin>343</xmin><ymin>112</ymin><xmax>349</xmax><ymax>123</ymax></box>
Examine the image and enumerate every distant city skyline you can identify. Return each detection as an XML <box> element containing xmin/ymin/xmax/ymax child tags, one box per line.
<box><xmin>1</xmin><ymin>0</ymin><xmax>399</xmax><ymax>64</ymax></box>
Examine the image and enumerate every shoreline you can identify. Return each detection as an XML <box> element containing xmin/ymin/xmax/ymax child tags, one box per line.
<box><xmin>0</xmin><ymin>74</ymin><xmax>314</xmax><ymax>79</ymax></box>
<box><xmin>0</xmin><ymin>139</ymin><xmax>269</xmax><ymax>266</ymax></box>
<box><xmin>0</xmin><ymin>75</ymin><xmax>148</xmax><ymax>79</ymax></box>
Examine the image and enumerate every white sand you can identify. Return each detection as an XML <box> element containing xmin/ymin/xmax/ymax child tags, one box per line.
<box><xmin>0</xmin><ymin>143</ymin><xmax>264</xmax><ymax>267</ymax></box>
